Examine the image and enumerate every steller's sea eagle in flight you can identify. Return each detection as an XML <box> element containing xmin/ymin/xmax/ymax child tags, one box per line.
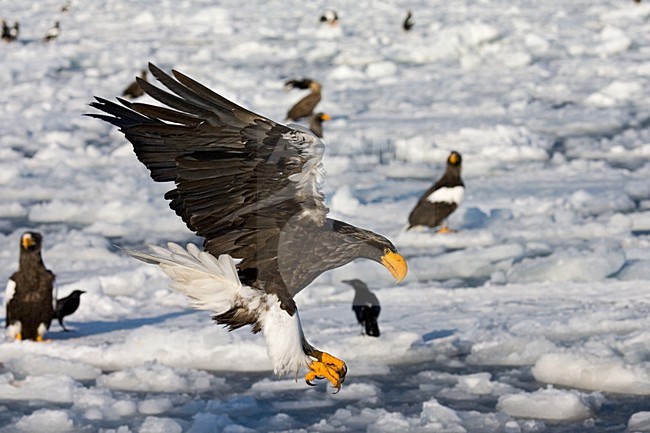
<box><xmin>88</xmin><ymin>63</ymin><xmax>408</xmax><ymax>391</ymax></box>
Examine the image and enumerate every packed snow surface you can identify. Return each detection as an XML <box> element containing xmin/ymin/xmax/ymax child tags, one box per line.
<box><xmin>1</xmin><ymin>0</ymin><xmax>650</xmax><ymax>432</ymax></box>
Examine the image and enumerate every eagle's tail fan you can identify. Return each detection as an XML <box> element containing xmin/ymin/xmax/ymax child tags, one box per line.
<box><xmin>124</xmin><ymin>243</ymin><xmax>250</xmax><ymax>315</ymax></box>
<box><xmin>125</xmin><ymin>243</ymin><xmax>313</xmax><ymax>377</ymax></box>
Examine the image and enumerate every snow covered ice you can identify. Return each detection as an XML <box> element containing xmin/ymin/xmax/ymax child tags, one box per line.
<box><xmin>1</xmin><ymin>0</ymin><xmax>650</xmax><ymax>431</ymax></box>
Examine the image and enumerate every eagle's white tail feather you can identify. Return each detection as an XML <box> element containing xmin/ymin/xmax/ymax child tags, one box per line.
<box><xmin>125</xmin><ymin>243</ymin><xmax>312</xmax><ymax>376</ymax></box>
<box><xmin>125</xmin><ymin>243</ymin><xmax>244</xmax><ymax>315</ymax></box>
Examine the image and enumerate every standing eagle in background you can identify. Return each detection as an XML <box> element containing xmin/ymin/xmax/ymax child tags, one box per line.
<box><xmin>122</xmin><ymin>69</ymin><xmax>148</xmax><ymax>99</ymax></box>
<box><xmin>284</xmin><ymin>78</ymin><xmax>322</xmax><ymax>122</ymax></box>
<box><xmin>5</xmin><ymin>232</ymin><xmax>56</xmax><ymax>341</ymax></box>
<box><xmin>319</xmin><ymin>9</ymin><xmax>339</xmax><ymax>26</ymax></box>
<box><xmin>88</xmin><ymin>63</ymin><xmax>407</xmax><ymax>391</ymax></box>
<box><xmin>308</xmin><ymin>112</ymin><xmax>331</xmax><ymax>138</ymax></box>
<box><xmin>1</xmin><ymin>20</ymin><xmax>19</xmax><ymax>42</ymax></box>
<box><xmin>344</xmin><ymin>279</ymin><xmax>381</xmax><ymax>337</ymax></box>
<box><xmin>43</xmin><ymin>21</ymin><xmax>60</xmax><ymax>42</ymax></box>
<box><xmin>407</xmin><ymin>151</ymin><xmax>464</xmax><ymax>232</ymax></box>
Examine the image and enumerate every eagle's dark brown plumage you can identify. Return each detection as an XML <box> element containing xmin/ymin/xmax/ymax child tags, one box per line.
<box><xmin>88</xmin><ymin>63</ymin><xmax>407</xmax><ymax>391</ymax></box>
<box><xmin>285</xmin><ymin>78</ymin><xmax>322</xmax><ymax>121</ymax></box>
<box><xmin>408</xmin><ymin>151</ymin><xmax>464</xmax><ymax>231</ymax></box>
<box><xmin>5</xmin><ymin>232</ymin><xmax>55</xmax><ymax>341</ymax></box>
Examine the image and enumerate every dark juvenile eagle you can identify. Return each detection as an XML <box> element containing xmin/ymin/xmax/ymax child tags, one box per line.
<box><xmin>89</xmin><ymin>63</ymin><xmax>407</xmax><ymax>391</ymax></box>
<box><xmin>284</xmin><ymin>78</ymin><xmax>322</xmax><ymax>122</ymax></box>
<box><xmin>407</xmin><ymin>151</ymin><xmax>464</xmax><ymax>232</ymax></box>
<box><xmin>54</xmin><ymin>289</ymin><xmax>85</xmax><ymax>331</ymax></box>
<box><xmin>122</xmin><ymin>69</ymin><xmax>148</xmax><ymax>99</ymax></box>
<box><xmin>344</xmin><ymin>279</ymin><xmax>381</xmax><ymax>337</ymax></box>
<box><xmin>5</xmin><ymin>232</ymin><xmax>56</xmax><ymax>341</ymax></box>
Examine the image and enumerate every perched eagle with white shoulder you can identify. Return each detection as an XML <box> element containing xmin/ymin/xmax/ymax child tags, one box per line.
<box><xmin>88</xmin><ymin>63</ymin><xmax>408</xmax><ymax>391</ymax></box>
<box><xmin>5</xmin><ymin>232</ymin><xmax>56</xmax><ymax>341</ymax></box>
<box><xmin>407</xmin><ymin>151</ymin><xmax>464</xmax><ymax>232</ymax></box>
<box><xmin>308</xmin><ymin>112</ymin><xmax>331</xmax><ymax>138</ymax></box>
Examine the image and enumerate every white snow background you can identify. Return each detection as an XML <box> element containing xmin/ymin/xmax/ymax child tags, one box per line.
<box><xmin>1</xmin><ymin>0</ymin><xmax>650</xmax><ymax>432</ymax></box>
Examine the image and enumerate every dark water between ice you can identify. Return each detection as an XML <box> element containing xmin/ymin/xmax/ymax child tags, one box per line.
<box><xmin>196</xmin><ymin>362</ymin><xmax>646</xmax><ymax>433</ymax></box>
<box><xmin>0</xmin><ymin>357</ymin><xmax>646</xmax><ymax>432</ymax></box>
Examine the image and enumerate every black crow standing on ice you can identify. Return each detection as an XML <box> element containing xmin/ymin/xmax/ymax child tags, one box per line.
<box><xmin>403</xmin><ymin>11</ymin><xmax>414</xmax><ymax>32</ymax></box>
<box><xmin>344</xmin><ymin>279</ymin><xmax>381</xmax><ymax>337</ymax></box>
<box><xmin>54</xmin><ymin>290</ymin><xmax>85</xmax><ymax>331</ymax></box>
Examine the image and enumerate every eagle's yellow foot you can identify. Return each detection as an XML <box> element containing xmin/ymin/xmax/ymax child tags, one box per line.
<box><xmin>436</xmin><ymin>226</ymin><xmax>456</xmax><ymax>234</ymax></box>
<box><xmin>305</xmin><ymin>351</ymin><xmax>347</xmax><ymax>392</ymax></box>
<box><xmin>15</xmin><ymin>333</ymin><xmax>22</xmax><ymax>341</ymax></box>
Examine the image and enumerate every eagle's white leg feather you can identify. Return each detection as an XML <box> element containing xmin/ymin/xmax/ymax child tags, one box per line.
<box><xmin>6</xmin><ymin>321</ymin><xmax>21</xmax><ymax>340</ymax></box>
<box><xmin>125</xmin><ymin>243</ymin><xmax>311</xmax><ymax>376</ymax></box>
<box><xmin>259</xmin><ymin>299</ymin><xmax>312</xmax><ymax>376</ymax></box>
<box><xmin>37</xmin><ymin>323</ymin><xmax>47</xmax><ymax>339</ymax></box>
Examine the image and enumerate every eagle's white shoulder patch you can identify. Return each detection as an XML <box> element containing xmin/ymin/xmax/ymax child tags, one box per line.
<box><xmin>426</xmin><ymin>186</ymin><xmax>465</xmax><ymax>205</ymax></box>
<box><xmin>4</xmin><ymin>279</ymin><xmax>16</xmax><ymax>307</ymax></box>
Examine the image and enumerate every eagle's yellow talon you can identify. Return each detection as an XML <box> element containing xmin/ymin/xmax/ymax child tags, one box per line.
<box><xmin>305</xmin><ymin>351</ymin><xmax>347</xmax><ymax>391</ymax></box>
<box><xmin>436</xmin><ymin>226</ymin><xmax>455</xmax><ymax>234</ymax></box>
<box><xmin>305</xmin><ymin>371</ymin><xmax>321</xmax><ymax>386</ymax></box>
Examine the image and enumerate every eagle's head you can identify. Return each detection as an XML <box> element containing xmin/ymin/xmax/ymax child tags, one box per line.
<box><xmin>21</xmin><ymin>232</ymin><xmax>43</xmax><ymax>252</ymax></box>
